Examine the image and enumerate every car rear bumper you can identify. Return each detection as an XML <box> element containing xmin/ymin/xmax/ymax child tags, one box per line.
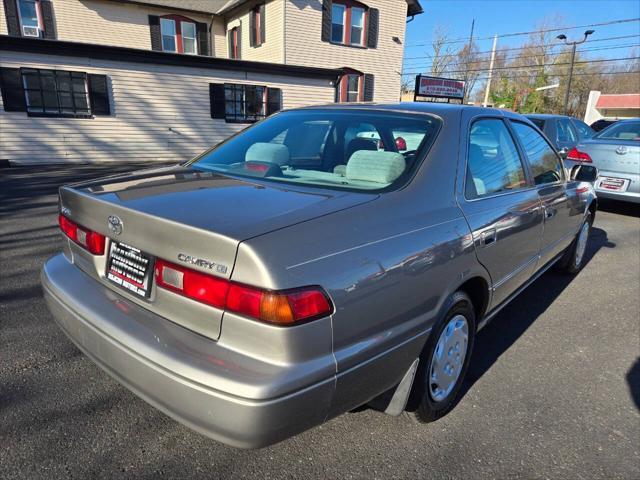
<box><xmin>42</xmin><ymin>254</ymin><xmax>334</xmax><ymax>449</ymax></box>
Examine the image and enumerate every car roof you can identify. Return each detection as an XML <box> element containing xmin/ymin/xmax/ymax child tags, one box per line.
<box><xmin>525</xmin><ymin>113</ymin><xmax>574</xmax><ymax>120</ymax></box>
<box><xmin>292</xmin><ymin>102</ymin><xmax>525</xmax><ymax>120</ymax></box>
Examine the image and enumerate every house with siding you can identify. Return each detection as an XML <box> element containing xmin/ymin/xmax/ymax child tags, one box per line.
<box><xmin>0</xmin><ymin>0</ymin><xmax>422</xmax><ymax>164</ymax></box>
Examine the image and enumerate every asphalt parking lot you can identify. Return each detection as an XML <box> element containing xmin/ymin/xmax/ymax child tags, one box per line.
<box><xmin>1</xmin><ymin>165</ymin><xmax>639</xmax><ymax>479</ymax></box>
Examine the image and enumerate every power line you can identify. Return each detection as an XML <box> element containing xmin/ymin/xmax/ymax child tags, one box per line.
<box><xmin>403</xmin><ymin>34</ymin><xmax>640</xmax><ymax>60</ymax></box>
<box><xmin>402</xmin><ymin>70</ymin><xmax>640</xmax><ymax>82</ymax></box>
<box><xmin>403</xmin><ymin>42</ymin><xmax>640</xmax><ymax>67</ymax></box>
<box><xmin>405</xmin><ymin>17</ymin><xmax>640</xmax><ymax>47</ymax></box>
<box><xmin>402</xmin><ymin>56</ymin><xmax>640</xmax><ymax>76</ymax></box>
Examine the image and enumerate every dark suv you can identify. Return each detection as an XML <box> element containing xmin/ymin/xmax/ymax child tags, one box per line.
<box><xmin>526</xmin><ymin>114</ymin><xmax>594</xmax><ymax>156</ymax></box>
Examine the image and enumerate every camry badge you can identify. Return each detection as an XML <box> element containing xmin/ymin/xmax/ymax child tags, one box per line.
<box><xmin>108</xmin><ymin>215</ymin><xmax>123</xmax><ymax>236</ymax></box>
<box><xmin>177</xmin><ymin>253</ymin><xmax>228</xmax><ymax>274</ymax></box>
<box><xmin>616</xmin><ymin>146</ymin><xmax>628</xmax><ymax>155</ymax></box>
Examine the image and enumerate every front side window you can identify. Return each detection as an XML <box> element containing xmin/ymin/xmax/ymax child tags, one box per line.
<box><xmin>572</xmin><ymin>120</ymin><xmax>594</xmax><ymax>138</ymax></box>
<box><xmin>181</xmin><ymin>21</ymin><xmax>197</xmax><ymax>54</ymax></box>
<box><xmin>18</xmin><ymin>0</ymin><xmax>41</xmax><ymax>37</ymax></box>
<box><xmin>331</xmin><ymin>4</ymin><xmax>346</xmax><ymax>43</ymax></box>
<box><xmin>21</xmin><ymin>68</ymin><xmax>90</xmax><ymax>117</ymax></box>
<box><xmin>556</xmin><ymin>118</ymin><xmax>577</xmax><ymax>144</ymax></box>
<box><xmin>466</xmin><ymin>118</ymin><xmax>528</xmax><ymax>199</ymax></box>
<box><xmin>161</xmin><ymin>18</ymin><xmax>177</xmax><ymax>52</ymax></box>
<box><xmin>595</xmin><ymin>120</ymin><xmax>640</xmax><ymax>140</ymax></box>
<box><xmin>190</xmin><ymin>110</ymin><xmax>441</xmax><ymax>192</ymax></box>
<box><xmin>224</xmin><ymin>84</ymin><xmax>266</xmax><ymax>123</ymax></box>
<box><xmin>511</xmin><ymin>121</ymin><xmax>564</xmax><ymax>185</ymax></box>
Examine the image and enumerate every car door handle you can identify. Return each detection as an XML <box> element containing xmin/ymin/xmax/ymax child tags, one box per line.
<box><xmin>481</xmin><ymin>229</ymin><xmax>497</xmax><ymax>246</ymax></box>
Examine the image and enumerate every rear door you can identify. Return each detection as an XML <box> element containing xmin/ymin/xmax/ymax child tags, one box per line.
<box><xmin>509</xmin><ymin>120</ymin><xmax>582</xmax><ymax>266</ymax></box>
<box><xmin>457</xmin><ymin>113</ymin><xmax>543</xmax><ymax>309</ymax></box>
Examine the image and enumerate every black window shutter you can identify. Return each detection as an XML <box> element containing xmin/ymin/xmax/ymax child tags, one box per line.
<box><xmin>88</xmin><ymin>74</ymin><xmax>110</xmax><ymax>115</ymax></box>
<box><xmin>259</xmin><ymin>3</ymin><xmax>266</xmax><ymax>44</ymax></box>
<box><xmin>367</xmin><ymin>8</ymin><xmax>379</xmax><ymax>48</ymax></box>
<box><xmin>363</xmin><ymin>74</ymin><xmax>374</xmax><ymax>102</ymax></box>
<box><xmin>210</xmin><ymin>83</ymin><xmax>225</xmax><ymax>119</ymax></box>
<box><xmin>228</xmin><ymin>29</ymin><xmax>234</xmax><ymax>58</ymax></box>
<box><xmin>266</xmin><ymin>88</ymin><xmax>282</xmax><ymax>116</ymax></box>
<box><xmin>249</xmin><ymin>10</ymin><xmax>256</xmax><ymax>47</ymax></box>
<box><xmin>196</xmin><ymin>22</ymin><xmax>210</xmax><ymax>56</ymax></box>
<box><xmin>0</xmin><ymin>67</ymin><xmax>26</xmax><ymax>112</ymax></box>
<box><xmin>40</xmin><ymin>0</ymin><xmax>57</xmax><ymax>39</ymax></box>
<box><xmin>321</xmin><ymin>0</ymin><xmax>332</xmax><ymax>42</ymax></box>
<box><xmin>3</xmin><ymin>0</ymin><xmax>21</xmax><ymax>36</ymax></box>
<box><xmin>149</xmin><ymin>15</ymin><xmax>162</xmax><ymax>51</ymax></box>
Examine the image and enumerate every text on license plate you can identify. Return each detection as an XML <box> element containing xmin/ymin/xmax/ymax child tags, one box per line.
<box><xmin>598</xmin><ymin>177</ymin><xmax>627</xmax><ymax>191</ymax></box>
<box><xmin>106</xmin><ymin>242</ymin><xmax>153</xmax><ymax>297</ymax></box>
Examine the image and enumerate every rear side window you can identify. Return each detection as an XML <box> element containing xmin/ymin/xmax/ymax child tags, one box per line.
<box><xmin>557</xmin><ymin>118</ymin><xmax>577</xmax><ymax>143</ymax></box>
<box><xmin>511</xmin><ymin>121</ymin><xmax>564</xmax><ymax>185</ymax></box>
<box><xmin>465</xmin><ymin>118</ymin><xmax>527</xmax><ymax>199</ymax></box>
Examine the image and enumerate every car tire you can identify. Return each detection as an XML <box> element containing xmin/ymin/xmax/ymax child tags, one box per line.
<box><xmin>557</xmin><ymin>212</ymin><xmax>593</xmax><ymax>274</ymax></box>
<box><xmin>405</xmin><ymin>290</ymin><xmax>476</xmax><ymax>423</ymax></box>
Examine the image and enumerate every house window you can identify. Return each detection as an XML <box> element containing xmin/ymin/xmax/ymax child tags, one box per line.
<box><xmin>250</xmin><ymin>5</ymin><xmax>265</xmax><ymax>47</ymax></box>
<box><xmin>337</xmin><ymin>74</ymin><xmax>362</xmax><ymax>102</ymax></box>
<box><xmin>21</xmin><ymin>68</ymin><xmax>91</xmax><ymax>117</ymax></box>
<box><xmin>17</xmin><ymin>0</ymin><xmax>42</xmax><ymax>37</ymax></box>
<box><xmin>224</xmin><ymin>84</ymin><xmax>266</xmax><ymax>123</ymax></box>
<box><xmin>160</xmin><ymin>16</ymin><xmax>198</xmax><ymax>54</ymax></box>
<box><xmin>229</xmin><ymin>27</ymin><xmax>240</xmax><ymax>59</ymax></box>
<box><xmin>331</xmin><ymin>4</ymin><xmax>346</xmax><ymax>43</ymax></box>
<box><xmin>350</xmin><ymin>7</ymin><xmax>365</xmax><ymax>46</ymax></box>
<box><xmin>331</xmin><ymin>2</ymin><xmax>367</xmax><ymax>46</ymax></box>
<box><xmin>161</xmin><ymin>18</ymin><xmax>176</xmax><ymax>52</ymax></box>
<box><xmin>181</xmin><ymin>21</ymin><xmax>197</xmax><ymax>54</ymax></box>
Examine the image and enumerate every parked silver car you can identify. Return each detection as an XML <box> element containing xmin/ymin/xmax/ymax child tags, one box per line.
<box><xmin>42</xmin><ymin>103</ymin><xmax>598</xmax><ymax>448</ymax></box>
<box><xmin>564</xmin><ymin>118</ymin><xmax>640</xmax><ymax>203</ymax></box>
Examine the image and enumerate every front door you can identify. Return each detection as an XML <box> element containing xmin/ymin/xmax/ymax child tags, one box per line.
<box><xmin>509</xmin><ymin>120</ymin><xmax>581</xmax><ymax>266</ymax></box>
<box><xmin>457</xmin><ymin>115</ymin><xmax>543</xmax><ymax>309</ymax></box>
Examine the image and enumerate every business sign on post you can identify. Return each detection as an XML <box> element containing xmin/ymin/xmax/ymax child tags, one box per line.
<box><xmin>414</xmin><ymin>75</ymin><xmax>465</xmax><ymax>102</ymax></box>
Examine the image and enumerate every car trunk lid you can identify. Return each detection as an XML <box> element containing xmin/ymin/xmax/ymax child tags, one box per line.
<box><xmin>59</xmin><ymin>166</ymin><xmax>376</xmax><ymax>340</ymax></box>
<box><xmin>579</xmin><ymin>139</ymin><xmax>640</xmax><ymax>175</ymax></box>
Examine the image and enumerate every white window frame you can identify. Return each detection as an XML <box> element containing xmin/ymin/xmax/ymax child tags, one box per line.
<box><xmin>350</xmin><ymin>7</ymin><xmax>365</xmax><ymax>46</ymax></box>
<box><xmin>346</xmin><ymin>74</ymin><xmax>361</xmax><ymax>102</ymax></box>
<box><xmin>331</xmin><ymin>4</ymin><xmax>346</xmax><ymax>43</ymax></box>
<box><xmin>160</xmin><ymin>18</ymin><xmax>177</xmax><ymax>52</ymax></box>
<box><xmin>180</xmin><ymin>21</ymin><xmax>198</xmax><ymax>55</ymax></box>
<box><xmin>17</xmin><ymin>0</ymin><xmax>42</xmax><ymax>38</ymax></box>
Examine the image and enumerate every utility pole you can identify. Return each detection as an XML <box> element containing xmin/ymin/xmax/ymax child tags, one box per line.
<box><xmin>557</xmin><ymin>29</ymin><xmax>595</xmax><ymax>115</ymax></box>
<box><xmin>483</xmin><ymin>34</ymin><xmax>498</xmax><ymax>107</ymax></box>
<box><xmin>463</xmin><ymin>19</ymin><xmax>475</xmax><ymax>103</ymax></box>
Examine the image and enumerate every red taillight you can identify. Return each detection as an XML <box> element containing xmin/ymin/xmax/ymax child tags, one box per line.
<box><xmin>567</xmin><ymin>147</ymin><xmax>592</xmax><ymax>163</ymax></box>
<box><xmin>155</xmin><ymin>259</ymin><xmax>229</xmax><ymax>309</ymax></box>
<box><xmin>58</xmin><ymin>214</ymin><xmax>106</xmax><ymax>255</ymax></box>
<box><xmin>154</xmin><ymin>260</ymin><xmax>332</xmax><ymax>325</ymax></box>
<box><xmin>395</xmin><ymin>136</ymin><xmax>407</xmax><ymax>151</ymax></box>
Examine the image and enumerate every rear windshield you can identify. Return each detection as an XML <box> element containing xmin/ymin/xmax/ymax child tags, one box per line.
<box><xmin>595</xmin><ymin>121</ymin><xmax>640</xmax><ymax>141</ymax></box>
<box><xmin>189</xmin><ymin>110</ymin><xmax>441</xmax><ymax>192</ymax></box>
<box><xmin>529</xmin><ymin>118</ymin><xmax>545</xmax><ymax>130</ymax></box>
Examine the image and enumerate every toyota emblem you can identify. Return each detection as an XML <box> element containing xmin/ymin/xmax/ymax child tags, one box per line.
<box><xmin>616</xmin><ymin>146</ymin><xmax>628</xmax><ymax>155</ymax></box>
<box><xmin>108</xmin><ymin>215</ymin><xmax>123</xmax><ymax>236</ymax></box>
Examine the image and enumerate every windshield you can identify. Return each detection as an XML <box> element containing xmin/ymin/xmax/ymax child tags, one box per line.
<box><xmin>189</xmin><ymin>110</ymin><xmax>441</xmax><ymax>191</ymax></box>
<box><xmin>595</xmin><ymin>120</ymin><xmax>640</xmax><ymax>141</ymax></box>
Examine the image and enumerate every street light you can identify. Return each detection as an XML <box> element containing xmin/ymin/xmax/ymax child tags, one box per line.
<box><xmin>557</xmin><ymin>29</ymin><xmax>595</xmax><ymax>115</ymax></box>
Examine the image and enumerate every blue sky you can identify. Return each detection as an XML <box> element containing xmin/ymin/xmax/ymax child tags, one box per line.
<box><xmin>403</xmin><ymin>0</ymin><xmax>640</xmax><ymax>77</ymax></box>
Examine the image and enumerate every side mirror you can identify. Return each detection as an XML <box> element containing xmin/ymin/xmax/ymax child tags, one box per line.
<box><xmin>558</xmin><ymin>147</ymin><xmax>569</xmax><ymax>160</ymax></box>
<box><xmin>570</xmin><ymin>165</ymin><xmax>598</xmax><ymax>183</ymax></box>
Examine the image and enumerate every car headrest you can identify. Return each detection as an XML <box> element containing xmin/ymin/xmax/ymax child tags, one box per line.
<box><xmin>245</xmin><ymin>142</ymin><xmax>290</xmax><ymax>166</ymax></box>
<box><xmin>346</xmin><ymin>137</ymin><xmax>378</xmax><ymax>161</ymax></box>
<box><xmin>346</xmin><ymin>150</ymin><xmax>406</xmax><ymax>184</ymax></box>
<box><xmin>468</xmin><ymin>143</ymin><xmax>484</xmax><ymax>163</ymax></box>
